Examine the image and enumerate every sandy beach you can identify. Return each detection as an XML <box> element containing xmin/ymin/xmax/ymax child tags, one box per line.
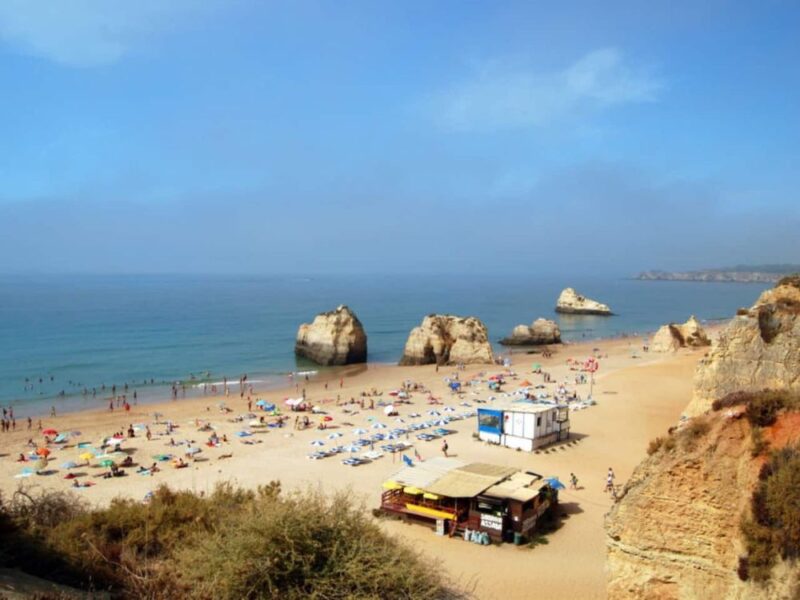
<box><xmin>0</xmin><ymin>335</ymin><xmax>706</xmax><ymax>599</ymax></box>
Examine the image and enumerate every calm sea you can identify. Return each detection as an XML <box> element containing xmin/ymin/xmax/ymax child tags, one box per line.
<box><xmin>0</xmin><ymin>274</ymin><xmax>769</xmax><ymax>417</ymax></box>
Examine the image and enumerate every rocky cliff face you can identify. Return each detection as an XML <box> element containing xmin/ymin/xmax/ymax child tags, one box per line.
<box><xmin>399</xmin><ymin>315</ymin><xmax>494</xmax><ymax>366</ymax></box>
<box><xmin>555</xmin><ymin>288</ymin><xmax>612</xmax><ymax>315</ymax></box>
<box><xmin>689</xmin><ymin>279</ymin><xmax>800</xmax><ymax>416</ymax></box>
<box><xmin>294</xmin><ymin>305</ymin><xmax>367</xmax><ymax>366</ymax></box>
<box><xmin>607</xmin><ymin>277</ymin><xmax>800</xmax><ymax>599</ymax></box>
<box><xmin>500</xmin><ymin>318</ymin><xmax>561</xmax><ymax>346</ymax></box>
<box><xmin>651</xmin><ymin>316</ymin><xmax>710</xmax><ymax>352</ymax></box>
<box><xmin>606</xmin><ymin>412</ymin><xmax>793</xmax><ymax>600</ymax></box>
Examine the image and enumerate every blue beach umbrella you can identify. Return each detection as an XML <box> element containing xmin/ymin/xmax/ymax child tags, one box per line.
<box><xmin>545</xmin><ymin>477</ymin><xmax>566</xmax><ymax>490</ymax></box>
<box><xmin>60</xmin><ymin>461</ymin><xmax>79</xmax><ymax>469</ymax></box>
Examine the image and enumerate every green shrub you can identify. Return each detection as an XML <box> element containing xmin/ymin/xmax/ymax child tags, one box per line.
<box><xmin>742</xmin><ymin>445</ymin><xmax>800</xmax><ymax>582</ymax></box>
<box><xmin>745</xmin><ymin>391</ymin><xmax>788</xmax><ymax>427</ymax></box>
<box><xmin>751</xmin><ymin>427</ymin><xmax>769</xmax><ymax>457</ymax></box>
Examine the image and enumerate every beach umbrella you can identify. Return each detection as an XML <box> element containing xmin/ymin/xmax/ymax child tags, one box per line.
<box><xmin>427</xmin><ymin>410</ymin><xmax>441</xmax><ymax>416</ymax></box>
<box><xmin>345</xmin><ymin>444</ymin><xmax>360</xmax><ymax>453</ymax></box>
<box><xmin>35</xmin><ymin>447</ymin><xmax>50</xmax><ymax>457</ymax></box>
<box><xmin>235</xmin><ymin>431</ymin><xmax>252</xmax><ymax>437</ymax></box>
<box><xmin>443</xmin><ymin>406</ymin><xmax>455</xmax><ymax>412</ymax></box>
<box><xmin>79</xmin><ymin>452</ymin><xmax>95</xmax><ymax>461</ymax></box>
<box><xmin>99</xmin><ymin>459</ymin><xmax>115</xmax><ymax>468</ymax></box>
<box><xmin>15</xmin><ymin>468</ymin><xmax>34</xmax><ymax>478</ymax></box>
<box><xmin>383</xmin><ymin>405</ymin><xmax>395</xmax><ymax>416</ymax></box>
<box><xmin>327</xmin><ymin>432</ymin><xmax>343</xmax><ymax>439</ymax></box>
<box><xmin>352</xmin><ymin>428</ymin><xmax>367</xmax><ymax>436</ymax></box>
<box><xmin>310</xmin><ymin>440</ymin><xmax>325</xmax><ymax>446</ymax></box>
<box><xmin>372</xmin><ymin>422</ymin><xmax>387</xmax><ymax>430</ymax></box>
<box><xmin>153</xmin><ymin>454</ymin><xmax>172</xmax><ymax>461</ymax></box>
<box><xmin>395</xmin><ymin>417</ymin><xmax>406</xmax><ymax>423</ymax></box>
<box><xmin>42</xmin><ymin>428</ymin><xmax>58</xmax><ymax>436</ymax></box>
<box><xmin>61</xmin><ymin>460</ymin><xmax>79</xmax><ymax>469</ymax></box>
<box><xmin>185</xmin><ymin>447</ymin><xmax>201</xmax><ymax>456</ymax></box>
<box><xmin>545</xmin><ymin>477</ymin><xmax>566</xmax><ymax>490</ymax></box>
<box><xmin>106</xmin><ymin>438</ymin><xmax>124</xmax><ymax>446</ymax></box>
<box><xmin>255</xmin><ymin>399</ymin><xmax>267</xmax><ymax>406</ymax></box>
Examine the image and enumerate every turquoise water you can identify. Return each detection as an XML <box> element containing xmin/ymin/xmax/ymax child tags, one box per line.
<box><xmin>0</xmin><ymin>274</ymin><xmax>769</xmax><ymax>417</ymax></box>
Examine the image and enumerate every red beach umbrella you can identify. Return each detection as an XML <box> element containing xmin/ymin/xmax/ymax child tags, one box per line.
<box><xmin>322</xmin><ymin>416</ymin><xmax>333</xmax><ymax>422</ymax></box>
<box><xmin>36</xmin><ymin>447</ymin><xmax>51</xmax><ymax>457</ymax></box>
<box><xmin>42</xmin><ymin>429</ymin><xmax>58</xmax><ymax>436</ymax></box>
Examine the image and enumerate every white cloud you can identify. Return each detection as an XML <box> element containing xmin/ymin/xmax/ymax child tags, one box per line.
<box><xmin>0</xmin><ymin>0</ymin><xmax>225</xmax><ymax>67</ymax></box>
<box><xmin>435</xmin><ymin>48</ymin><xmax>663</xmax><ymax>132</ymax></box>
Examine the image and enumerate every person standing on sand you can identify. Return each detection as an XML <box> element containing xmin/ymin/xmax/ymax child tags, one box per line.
<box><xmin>570</xmin><ymin>473</ymin><xmax>578</xmax><ymax>489</ymax></box>
<box><xmin>605</xmin><ymin>467</ymin><xmax>615</xmax><ymax>493</ymax></box>
<box><xmin>27</xmin><ymin>417</ymin><xmax>32</xmax><ymax>430</ymax></box>
<box><xmin>441</xmin><ymin>439</ymin><xmax>449</xmax><ymax>457</ymax></box>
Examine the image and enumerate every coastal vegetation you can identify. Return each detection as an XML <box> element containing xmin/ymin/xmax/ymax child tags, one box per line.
<box><xmin>0</xmin><ymin>483</ymin><xmax>460</xmax><ymax>599</ymax></box>
<box><xmin>740</xmin><ymin>445</ymin><xmax>800</xmax><ymax>583</ymax></box>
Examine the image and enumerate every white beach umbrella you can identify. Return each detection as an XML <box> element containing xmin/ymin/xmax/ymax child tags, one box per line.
<box><xmin>427</xmin><ymin>410</ymin><xmax>441</xmax><ymax>416</ymax></box>
<box><xmin>327</xmin><ymin>432</ymin><xmax>343</xmax><ymax>439</ymax></box>
<box><xmin>372</xmin><ymin>422</ymin><xmax>387</xmax><ymax>430</ymax></box>
<box><xmin>352</xmin><ymin>428</ymin><xmax>367</xmax><ymax>436</ymax></box>
<box><xmin>310</xmin><ymin>440</ymin><xmax>325</xmax><ymax>446</ymax></box>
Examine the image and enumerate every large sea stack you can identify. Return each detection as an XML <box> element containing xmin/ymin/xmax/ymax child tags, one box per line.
<box><xmin>500</xmin><ymin>318</ymin><xmax>561</xmax><ymax>346</ymax></box>
<box><xmin>650</xmin><ymin>315</ymin><xmax>710</xmax><ymax>352</ymax></box>
<box><xmin>294</xmin><ymin>305</ymin><xmax>367</xmax><ymax>366</ymax></box>
<box><xmin>688</xmin><ymin>276</ymin><xmax>800</xmax><ymax>416</ymax></box>
<box><xmin>555</xmin><ymin>288</ymin><xmax>612</xmax><ymax>315</ymax></box>
<box><xmin>399</xmin><ymin>314</ymin><xmax>494</xmax><ymax>366</ymax></box>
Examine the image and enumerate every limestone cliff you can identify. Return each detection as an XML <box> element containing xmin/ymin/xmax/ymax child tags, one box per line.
<box><xmin>689</xmin><ymin>278</ymin><xmax>800</xmax><ymax>416</ymax></box>
<box><xmin>399</xmin><ymin>315</ymin><xmax>494</xmax><ymax>366</ymax></box>
<box><xmin>651</xmin><ymin>316</ymin><xmax>710</xmax><ymax>353</ymax></box>
<box><xmin>606</xmin><ymin>411</ymin><xmax>798</xmax><ymax>600</ymax></box>
<box><xmin>294</xmin><ymin>305</ymin><xmax>367</xmax><ymax>366</ymax></box>
<box><xmin>499</xmin><ymin>318</ymin><xmax>561</xmax><ymax>346</ymax></box>
<box><xmin>555</xmin><ymin>288</ymin><xmax>612</xmax><ymax>315</ymax></box>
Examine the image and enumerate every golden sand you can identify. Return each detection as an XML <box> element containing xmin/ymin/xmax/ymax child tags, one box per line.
<box><xmin>0</xmin><ymin>336</ymin><xmax>706</xmax><ymax>599</ymax></box>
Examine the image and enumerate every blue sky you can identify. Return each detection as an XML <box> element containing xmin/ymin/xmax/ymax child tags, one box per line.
<box><xmin>1</xmin><ymin>1</ymin><xmax>798</xmax><ymax>275</ymax></box>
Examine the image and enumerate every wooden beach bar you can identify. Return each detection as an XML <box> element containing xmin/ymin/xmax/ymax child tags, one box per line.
<box><xmin>379</xmin><ymin>457</ymin><xmax>558</xmax><ymax>544</ymax></box>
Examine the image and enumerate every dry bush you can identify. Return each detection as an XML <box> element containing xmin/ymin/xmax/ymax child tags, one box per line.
<box><xmin>0</xmin><ymin>482</ymin><xmax>458</xmax><ymax>600</ymax></box>
<box><xmin>172</xmin><ymin>488</ymin><xmax>461</xmax><ymax>600</ymax></box>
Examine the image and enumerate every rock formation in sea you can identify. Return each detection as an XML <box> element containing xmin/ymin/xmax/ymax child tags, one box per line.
<box><xmin>555</xmin><ymin>287</ymin><xmax>612</xmax><ymax>316</ymax></box>
<box><xmin>399</xmin><ymin>314</ymin><xmax>494</xmax><ymax>366</ymax></box>
<box><xmin>294</xmin><ymin>305</ymin><xmax>367</xmax><ymax>366</ymax></box>
<box><xmin>689</xmin><ymin>276</ymin><xmax>800</xmax><ymax>416</ymax></box>
<box><xmin>500</xmin><ymin>318</ymin><xmax>561</xmax><ymax>346</ymax></box>
<box><xmin>650</xmin><ymin>315</ymin><xmax>710</xmax><ymax>352</ymax></box>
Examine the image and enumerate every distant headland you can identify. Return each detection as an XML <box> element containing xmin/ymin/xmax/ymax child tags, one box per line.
<box><xmin>635</xmin><ymin>264</ymin><xmax>800</xmax><ymax>283</ymax></box>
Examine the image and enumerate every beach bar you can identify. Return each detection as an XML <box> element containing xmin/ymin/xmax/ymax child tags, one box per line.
<box><xmin>477</xmin><ymin>402</ymin><xmax>570</xmax><ymax>451</ymax></box>
<box><xmin>379</xmin><ymin>457</ymin><xmax>558</xmax><ymax>543</ymax></box>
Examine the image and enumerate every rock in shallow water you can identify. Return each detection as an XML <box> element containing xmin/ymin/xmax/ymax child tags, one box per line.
<box><xmin>295</xmin><ymin>305</ymin><xmax>367</xmax><ymax>366</ymax></box>
<box><xmin>500</xmin><ymin>318</ymin><xmax>561</xmax><ymax>345</ymax></box>
<box><xmin>555</xmin><ymin>287</ymin><xmax>612</xmax><ymax>315</ymax></box>
<box><xmin>399</xmin><ymin>314</ymin><xmax>494</xmax><ymax>366</ymax></box>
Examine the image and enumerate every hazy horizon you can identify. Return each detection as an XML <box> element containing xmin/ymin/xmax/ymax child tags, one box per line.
<box><xmin>1</xmin><ymin>1</ymin><xmax>799</xmax><ymax>276</ymax></box>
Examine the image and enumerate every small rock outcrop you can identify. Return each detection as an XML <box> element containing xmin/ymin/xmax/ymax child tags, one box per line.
<box><xmin>689</xmin><ymin>277</ymin><xmax>800</xmax><ymax>416</ymax></box>
<box><xmin>555</xmin><ymin>288</ymin><xmax>612</xmax><ymax>315</ymax></box>
<box><xmin>650</xmin><ymin>315</ymin><xmax>710</xmax><ymax>352</ymax></box>
<box><xmin>295</xmin><ymin>305</ymin><xmax>367</xmax><ymax>366</ymax></box>
<box><xmin>399</xmin><ymin>315</ymin><xmax>494</xmax><ymax>366</ymax></box>
<box><xmin>500</xmin><ymin>318</ymin><xmax>561</xmax><ymax>345</ymax></box>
